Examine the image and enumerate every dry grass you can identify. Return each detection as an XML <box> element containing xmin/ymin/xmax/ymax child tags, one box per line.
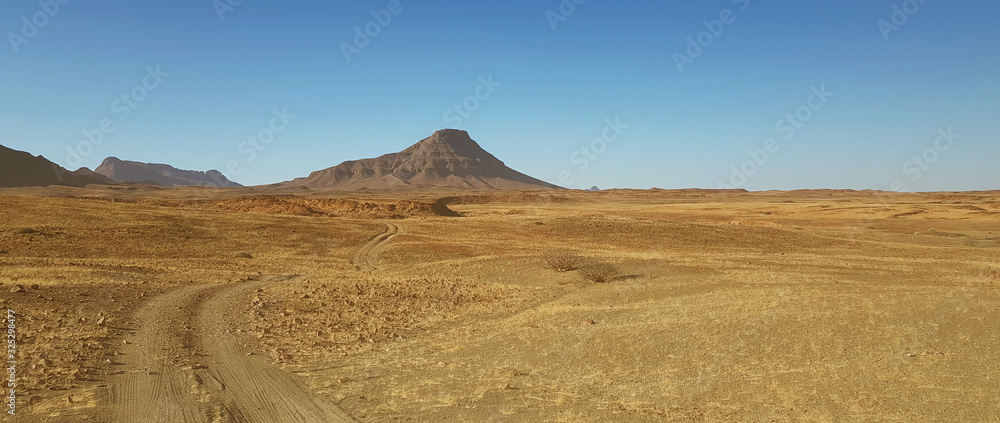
<box><xmin>2</xmin><ymin>189</ymin><xmax>1000</xmax><ymax>421</ymax></box>
<box><xmin>540</xmin><ymin>249</ymin><xmax>582</xmax><ymax>272</ymax></box>
<box><xmin>249</xmin><ymin>276</ymin><xmax>526</xmax><ymax>361</ymax></box>
<box><xmin>577</xmin><ymin>262</ymin><xmax>620</xmax><ymax>283</ymax></box>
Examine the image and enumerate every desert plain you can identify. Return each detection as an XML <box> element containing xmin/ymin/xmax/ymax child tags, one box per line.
<box><xmin>1</xmin><ymin>186</ymin><xmax>998</xmax><ymax>422</ymax></box>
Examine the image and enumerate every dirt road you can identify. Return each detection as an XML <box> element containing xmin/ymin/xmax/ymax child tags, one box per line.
<box><xmin>103</xmin><ymin>275</ymin><xmax>355</xmax><ymax>423</ymax></box>
<box><xmin>352</xmin><ymin>222</ymin><xmax>402</xmax><ymax>271</ymax></box>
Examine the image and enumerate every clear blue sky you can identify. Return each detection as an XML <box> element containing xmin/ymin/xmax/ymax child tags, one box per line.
<box><xmin>1</xmin><ymin>0</ymin><xmax>997</xmax><ymax>191</ymax></box>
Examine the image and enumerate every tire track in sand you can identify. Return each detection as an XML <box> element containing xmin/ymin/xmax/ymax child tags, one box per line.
<box><xmin>105</xmin><ymin>275</ymin><xmax>355</xmax><ymax>423</ymax></box>
<box><xmin>353</xmin><ymin>222</ymin><xmax>402</xmax><ymax>271</ymax></box>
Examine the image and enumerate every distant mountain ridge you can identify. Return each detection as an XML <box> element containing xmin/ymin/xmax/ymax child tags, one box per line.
<box><xmin>0</xmin><ymin>144</ymin><xmax>109</xmax><ymax>188</ymax></box>
<box><xmin>276</xmin><ymin>129</ymin><xmax>561</xmax><ymax>190</ymax></box>
<box><xmin>94</xmin><ymin>157</ymin><xmax>242</xmax><ymax>187</ymax></box>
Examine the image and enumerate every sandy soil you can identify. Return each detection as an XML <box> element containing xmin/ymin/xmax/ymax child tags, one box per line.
<box><xmin>352</xmin><ymin>223</ymin><xmax>403</xmax><ymax>271</ymax></box>
<box><xmin>1</xmin><ymin>187</ymin><xmax>999</xmax><ymax>422</ymax></box>
<box><xmin>106</xmin><ymin>275</ymin><xmax>354</xmax><ymax>423</ymax></box>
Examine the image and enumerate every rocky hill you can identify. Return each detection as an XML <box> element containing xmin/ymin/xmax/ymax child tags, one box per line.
<box><xmin>0</xmin><ymin>144</ymin><xmax>109</xmax><ymax>188</ymax></box>
<box><xmin>94</xmin><ymin>157</ymin><xmax>242</xmax><ymax>187</ymax></box>
<box><xmin>277</xmin><ymin>129</ymin><xmax>560</xmax><ymax>190</ymax></box>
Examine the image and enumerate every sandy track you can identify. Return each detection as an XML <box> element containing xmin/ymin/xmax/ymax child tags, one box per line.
<box><xmin>353</xmin><ymin>222</ymin><xmax>402</xmax><ymax>271</ymax></box>
<box><xmin>104</xmin><ymin>275</ymin><xmax>355</xmax><ymax>423</ymax></box>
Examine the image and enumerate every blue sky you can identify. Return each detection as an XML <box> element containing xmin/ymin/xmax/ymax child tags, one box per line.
<box><xmin>1</xmin><ymin>0</ymin><xmax>997</xmax><ymax>190</ymax></box>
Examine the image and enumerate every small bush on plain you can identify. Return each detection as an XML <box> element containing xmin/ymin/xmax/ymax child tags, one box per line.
<box><xmin>579</xmin><ymin>262</ymin><xmax>619</xmax><ymax>283</ymax></box>
<box><xmin>541</xmin><ymin>249</ymin><xmax>581</xmax><ymax>272</ymax></box>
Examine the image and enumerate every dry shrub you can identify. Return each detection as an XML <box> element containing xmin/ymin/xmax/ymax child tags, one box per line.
<box><xmin>541</xmin><ymin>249</ymin><xmax>581</xmax><ymax>272</ymax></box>
<box><xmin>234</xmin><ymin>251</ymin><xmax>253</xmax><ymax>259</ymax></box>
<box><xmin>14</xmin><ymin>227</ymin><xmax>38</xmax><ymax>234</ymax></box>
<box><xmin>579</xmin><ymin>262</ymin><xmax>619</xmax><ymax>283</ymax></box>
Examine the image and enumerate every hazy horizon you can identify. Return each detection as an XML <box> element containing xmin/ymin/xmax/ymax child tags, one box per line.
<box><xmin>2</xmin><ymin>1</ymin><xmax>997</xmax><ymax>191</ymax></box>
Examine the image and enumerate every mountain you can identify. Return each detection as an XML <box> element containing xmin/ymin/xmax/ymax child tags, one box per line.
<box><xmin>277</xmin><ymin>129</ymin><xmax>561</xmax><ymax>190</ymax></box>
<box><xmin>588</xmin><ymin>186</ymin><xmax>601</xmax><ymax>192</ymax></box>
<box><xmin>72</xmin><ymin>167</ymin><xmax>114</xmax><ymax>184</ymax></box>
<box><xmin>94</xmin><ymin>157</ymin><xmax>243</xmax><ymax>187</ymax></box>
<box><xmin>0</xmin><ymin>144</ymin><xmax>109</xmax><ymax>188</ymax></box>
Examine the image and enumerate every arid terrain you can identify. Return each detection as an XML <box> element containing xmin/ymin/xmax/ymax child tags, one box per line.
<box><xmin>1</xmin><ymin>187</ymin><xmax>999</xmax><ymax>422</ymax></box>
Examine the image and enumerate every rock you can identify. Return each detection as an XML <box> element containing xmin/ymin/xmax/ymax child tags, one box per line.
<box><xmin>10</xmin><ymin>285</ymin><xmax>25</xmax><ymax>293</ymax></box>
<box><xmin>275</xmin><ymin>129</ymin><xmax>560</xmax><ymax>190</ymax></box>
<box><xmin>93</xmin><ymin>157</ymin><xmax>243</xmax><ymax>187</ymax></box>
